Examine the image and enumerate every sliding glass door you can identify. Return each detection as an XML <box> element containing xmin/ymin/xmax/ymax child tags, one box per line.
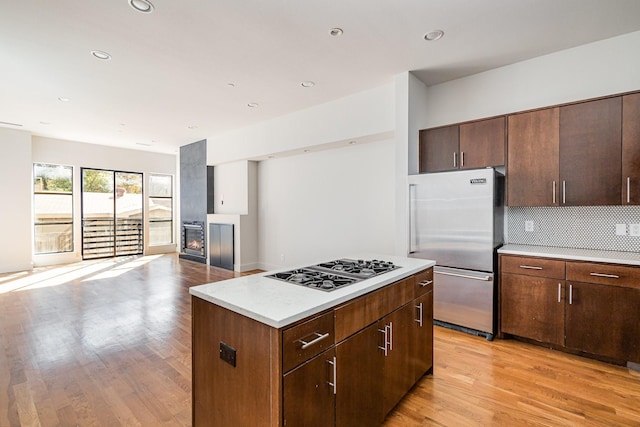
<box><xmin>81</xmin><ymin>169</ymin><xmax>143</xmax><ymax>259</ymax></box>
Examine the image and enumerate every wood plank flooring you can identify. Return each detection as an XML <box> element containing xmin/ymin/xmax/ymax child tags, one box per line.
<box><xmin>1</xmin><ymin>254</ymin><xmax>638</xmax><ymax>426</ymax></box>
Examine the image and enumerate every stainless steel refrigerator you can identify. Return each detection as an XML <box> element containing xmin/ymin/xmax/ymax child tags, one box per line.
<box><xmin>408</xmin><ymin>168</ymin><xmax>504</xmax><ymax>340</ymax></box>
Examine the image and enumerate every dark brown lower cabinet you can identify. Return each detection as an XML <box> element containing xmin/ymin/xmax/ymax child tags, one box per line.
<box><xmin>283</xmin><ymin>348</ymin><xmax>336</xmax><ymax>427</ymax></box>
<box><xmin>565</xmin><ymin>282</ymin><xmax>640</xmax><ymax>362</ymax></box>
<box><xmin>500</xmin><ymin>254</ymin><xmax>640</xmax><ymax>365</ymax></box>
<box><xmin>501</xmin><ymin>273</ymin><xmax>565</xmax><ymax>347</ymax></box>
<box><xmin>336</xmin><ymin>324</ymin><xmax>384</xmax><ymax>427</ymax></box>
<box><xmin>412</xmin><ymin>291</ymin><xmax>434</xmax><ymax>383</ymax></box>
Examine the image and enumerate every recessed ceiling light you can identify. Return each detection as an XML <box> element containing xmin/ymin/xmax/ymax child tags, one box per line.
<box><xmin>129</xmin><ymin>0</ymin><xmax>154</xmax><ymax>13</ymax></box>
<box><xmin>58</xmin><ymin>97</ymin><xmax>71</xmax><ymax>102</ymax></box>
<box><xmin>424</xmin><ymin>30</ymin><xmax>444</xmax><ymax>41</ymax></box>
<box><xmin>247</xmin><ymin>102</ymin><xmax>259</xmax><ymax>108</ymax></box>
<box><xmin>227</xmin><ymin>83</ymin><xmax>236</xmax><ymax>88</ymax></box>
<box><xmin>188</xmin><ymin>125</ymin><xmax>198</xmax><ymax>129</ymax></box>
<box><xmin>91</xmin><ymin>50</ymin><xmax>111</xmax><ymax>60</ymax></box>
<box><xmin>136</xmin><ymin>141</ymin><xmax>153</xmax><ymax>146</ymax></box>
<box><xmin>40</xmin><ymin>121</ymin><xmax>50</xmax><ymax>125</ymax></box>
<box><xmin>301</xmin><ymin>81</ymin><xmax>315</xmax><ymax>88</ymax></box>
<box><xmin>304</xmin><ymin>149</ymin><xmax>311</xmax><ymax>153</ymax></box>
<box><xmin>349</xmin><ymin>141</ymin><xmax>357</xmax><ymax>145</ymax></box>
<box><xmin>329</xmin><ymin>28</ymin><xmax>343</xmax><ymax>37</ymax></box>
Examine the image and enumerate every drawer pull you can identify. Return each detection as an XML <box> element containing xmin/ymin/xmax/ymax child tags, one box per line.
<box><xmin>557</xmin><ymin>283</ymin><xmax>561</xmax><ymax>303</ymax></box>
<box><xmin>298</xmin><ymin>332</ymin><xmax>329</xmax><ymax>350</ymax></box>
<box><xmin>415</xmin><ymin>303</ymin><xmax>423</xmax><ymax>327</ymax></box>
<box><xmin>519</xmin><ymin>265</ymin><xmax>543</xmax><ymax>270</ymax></box>
<box><xmin>589</xmin><ymin>272</ymin><xmax>619</xmax><ymax>279</ymax></box>
<box><xmin>419</xmin><ymin>280</ymin><xmax>433</xmax><ymax>287</ymax></box>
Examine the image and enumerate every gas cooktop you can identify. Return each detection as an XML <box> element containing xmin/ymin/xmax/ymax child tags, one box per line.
<box><xmin>266</xmin><ymin>258</ymin><xmax>401</xmax><ymax>292</ymax></box>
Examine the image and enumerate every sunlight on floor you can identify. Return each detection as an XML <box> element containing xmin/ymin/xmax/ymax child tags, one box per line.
<box><xmin>0</xmin><ymin>255</ymin><xmax>164</xmax><ymax>294</ymax></box>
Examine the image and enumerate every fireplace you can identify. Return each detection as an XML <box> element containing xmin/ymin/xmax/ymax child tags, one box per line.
<box><xmin>180</xmin><ymin>221</ymin><xmax>206</xmax><ymax>263</ymax></box>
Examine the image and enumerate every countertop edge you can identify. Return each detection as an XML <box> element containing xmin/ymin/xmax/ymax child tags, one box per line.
<box><xmin>190</xmin><ymin>258</ymin><xmax>436</xmax><ymax>329</ymax></box>
<box><xmin>498</xmin><ymin>245</ymin><xmax>640</xmax><ymax>266</ymax></box>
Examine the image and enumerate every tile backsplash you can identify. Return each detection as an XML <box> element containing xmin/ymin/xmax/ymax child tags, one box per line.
<box><xmin>506</xmin><ymin>206</ymin><xmax>640</xmax><ymax>253</ymax></box>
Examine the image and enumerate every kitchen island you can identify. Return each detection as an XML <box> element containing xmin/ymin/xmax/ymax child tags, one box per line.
<box><xmin>189</xmin><ymin>255</ymin><xmax>435</xmax><ymax>426</ymax></box>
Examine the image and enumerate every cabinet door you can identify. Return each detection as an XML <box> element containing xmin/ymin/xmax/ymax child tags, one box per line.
<box><xmin>459</xmin><ymin>116</ymin><xmax>505</xmax><ymax>169</ymax></box>
<box><xmin>623</xmin><ymin>93</ymin><xmax>640</xmax><ymax>204</ymax></box>
<box><xmin>559</xmin><ymin>97</ymin><xmax>622</xmax><ymax>205</ymax></box>
<box><xmin>411</xmin><ymin>291</ymin><xmax>433</xmax><ymax>383</ymax></box>
<box><xmin>507</xmin><ymin>108</ymin><xmax>560</xmax><ymax>206</ymax></box>
<box><xmin>335</xmin><ymin>324</ymin><xmax>383</xmax><ymax>427</ymax></box>
<box><xmin>565</xmin><ymin>282</ymin><xmax>640</xmax><ymax>362</ymax></box>
<box><xmin>283</xmin><ymin>348</ymin><xmax>336</xmax><ymax>427</ymax></box>
<box><xmin>419</xmin><ymin>125</ymin><xmax>459</xmax><ymax>173</ymax></box>
<box><xmin>380</xmin><ymin>304</ymin><xmax>416</xmax><ymax>417</ymax></box>
<box><xmin>500</xmin><ymin>273</ymin><xmax>565</xmax><ymax>346</ymax></box>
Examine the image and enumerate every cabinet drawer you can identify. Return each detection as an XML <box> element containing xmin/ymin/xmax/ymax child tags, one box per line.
<box><xmin>334</xmin><ymin>278</ymin><xmax>413</xmax><ymax>343</ymax></box>
<box><xmin>414</xmin><ymin>267</ymin><xmax>434</xmax><ymax>297</ymax></box>
<box><xmin>501</xmin><ymin>255</ymin><xmax>565</xmax><ymax>279</ymax></box>
<box><xmin>283</xmin><ymin>310</ymin><xmax>334</xmax><ymax>373</ymax></box>
<box><xmin>566</xmin><ymin>261</ymin><xmax>640</xmax><ymax>289</ymax></box>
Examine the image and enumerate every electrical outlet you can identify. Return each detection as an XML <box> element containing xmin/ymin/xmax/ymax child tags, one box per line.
<box><xmin>525</xmin><ymin>220</ymin><xmax>534</xmax><ymax>232</ymax></box>
<box><xmin>616</xmin><ymin>224</ymin><xmax>627</xmax><ymax>236</ymax></box>
<box><xmin>630</xmin><ymin>224</ymin><xmax>640</xmax><ymax>237</ymax></box>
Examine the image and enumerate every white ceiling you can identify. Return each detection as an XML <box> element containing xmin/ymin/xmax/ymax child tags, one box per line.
<box><xmin>1</xmin><ymin>0</ymin><xmax>640</xmax><ymax>154</ymax></box>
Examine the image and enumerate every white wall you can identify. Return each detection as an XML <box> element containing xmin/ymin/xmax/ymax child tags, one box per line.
<box><xmin>257</xmin><ymin>139</ymin><xmax>395</xmax><ymax>270</ymax></box>
<box><xmin>32</xmin><ymin>137</ymin><xmax>177</xmax><ymax>266</ymax></box>
<box><xmin>423</xmin><ymin>31</ymin><xmax>640</xmax><ymax>127</ymax></box>
<box><xmin>207</xmin><ymin>83</ymin><xmax>395</xmax><ymax>164</ymax></box>
<box><xmin>0</xmin><ymin>128</ymin><xmax>33</xmax><ymax>273</ymax></box>
<box><xmin>212</xmin><ymin>161</ymin><xmax>249</xmax><ymax>214</ymax></box>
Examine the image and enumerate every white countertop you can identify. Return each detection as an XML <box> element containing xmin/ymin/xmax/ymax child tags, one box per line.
<box><xmin>498</xmin><ymin>245</ymin><xmax>640</xmax><ymax>266</ymax></box>
<box><xmin>189</xmin><ymin>254</ymin><xmax>435</xmax><ymax>329</ymax></box>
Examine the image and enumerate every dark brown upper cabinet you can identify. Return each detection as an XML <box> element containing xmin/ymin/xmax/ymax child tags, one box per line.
<box><xmin>559</xmin><ymin>97</ymin><xmax>622</xmax><ymax>206</ymax></box>
<box><xmin>459</xmin><ymin>116</ymin><xmax>506</xmax><ymax>170</ymax></box>
<box><xmin>623</xmin><ymin>93</ymin><xmax>640</xmax><ymax>205</ymax></box>
<box><xmin>419</xmin><ymin>117</ymin><xmax>505</xmax><ymax>173</ymax></box>
<box><xmin>507</xmin><ymin>108</ymin><xmax>560</xmax><ymax>206</ymax></box>
<box><xmin>419</xmin><ymin>125</ymin><xmax>459</xmax><ymax>173</ymax></box>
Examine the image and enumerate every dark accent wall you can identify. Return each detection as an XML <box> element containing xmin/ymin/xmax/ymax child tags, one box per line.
<box><xmin>180</xmin><ymin>140</ymin><xmax>207</xmax><ymax>221</ymax></box>
<box><xmin>180</xmin><ymin>140</ymin><xmax>208</xmax><ymax>262</ymax></box>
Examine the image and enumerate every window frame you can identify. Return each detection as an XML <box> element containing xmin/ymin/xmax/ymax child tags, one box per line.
<box><xmin>148</xmin><ymin>173</ymin><xmax>174</xmax><ymax>246</ymax></box>
<box><xmin>33</xmin><ymin>163</ymin><xmax>74</xmax><ymax>255</ymax></box>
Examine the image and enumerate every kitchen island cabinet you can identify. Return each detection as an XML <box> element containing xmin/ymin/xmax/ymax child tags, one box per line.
<box><xmin>190</xmin><ymin>256</ymin><xmax>435</xmax><ymax>426</ymax></box>
<box><xmin>498</xmin><ymin>248</ymin><xmax>640</xmax><ymax>366</ymax></box>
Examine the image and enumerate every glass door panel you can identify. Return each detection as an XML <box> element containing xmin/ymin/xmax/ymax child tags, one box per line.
<box><xmin>81</xmin><ymin>169</ymin><xmax>143</xmax><ymax>259</ymax></box>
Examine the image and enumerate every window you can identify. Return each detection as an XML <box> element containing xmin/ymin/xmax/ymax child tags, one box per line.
<box><xmin>34</xmin><ymin>163</ymin><xmax>73</xmax><ymax>254</ymax></box>
<box><xmin>149</xmin><ymin>174</ymin><xmax>173</xmax><ymax>245</ymax></box>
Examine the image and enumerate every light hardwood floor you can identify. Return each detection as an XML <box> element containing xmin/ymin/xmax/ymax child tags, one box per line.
<box><xmin>1</xmin><ymin>254</ymin><xmax>638</xmax><ymax>426</ymax></box>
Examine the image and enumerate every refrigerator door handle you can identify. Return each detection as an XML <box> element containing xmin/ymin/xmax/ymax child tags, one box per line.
<box><xmin>408</xmin><ymin>184</ymin><xmax>418</xmax><ymax>253</ymax></box>
<box><xmin>436</xmin><ymin>270</ymin><xmax>492</xmax><ymax>281</ymax></box>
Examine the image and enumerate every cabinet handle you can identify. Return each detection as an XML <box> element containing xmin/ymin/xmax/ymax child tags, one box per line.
<box><xmin>388</xmin><ymin>322</ymin><xmax>393</xmax><ymax>351</ymax></box>
<box><xmin>453</xmin><ymin>152</ymin><xmax>457</xmax><ymax>168</ymax></box>
<box><xmin>298</xmin><ymin>332</ymin><xmax>329</xmax><ymax>350</ymax></box>
<box><xmin>461</xmin><ymin>151</ymin><xmax>465</xmax><ymax>168</ymax></box>
<box><xmin>552</xmin><ymin>181</ymin><xmax>556</xmax><ymax>204</ymax></box>
<box><xmin>519</xmin><ymin>265</ymin><xmax>543</xmax><ymax>270</ymax></box>
<box><xmin>569</xmin><ymin>284</ymin><xmax>573</xmax><ymax>305</ymax></box>
<box><xmin>378</xmin><ymin>327</ymin><xmax>388</xmax><ymax>356</ymax></box>
<box><xmin>627</xmin><ymin>177</ymin><xmax>631</xmax><ymax>204</ymax></box>
<box><xmin>419</xmin><ymin>279</ymin><xmax>433</xmax><ymax>287</ymax></box>
<box><xmin>558</xmin><ymin>283</ymin><xmax>562</xmax><ymax>303</ymax></box>
<box><xmin>327</xmin><ymin>357</ymin><xmax>337</xmax><ymax>395</ymax></box>
<box><xmin>562</xmin><ymin>180</ymin><xmax>566</xmax><ymax>204</ymax></box>
<box><xmin>415</xmin><ymin>303</ymin><xmax>423</xmax><ymax>327</ymax></box>
<box><xmin>589</xmin><ymin>272</ymin><xmax>619</xmax><ymax>279</ymax></box>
